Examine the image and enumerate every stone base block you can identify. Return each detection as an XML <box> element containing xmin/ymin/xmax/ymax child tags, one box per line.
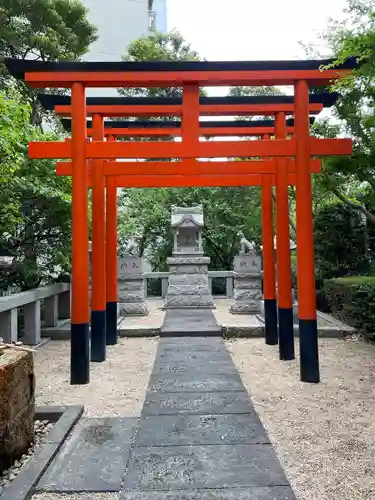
<box><xmin>233</xmin><ymin>289</ymin><xmax>262</xmax><ymax>302</ymax></box>
<box><xmin>163</xmin><ymin>294</ymin><xmax>216</xmax><ymax>309</ymax></box>
<box><xmin>234</xmin><ymin>278</ymin><xmax>262</xmax><ymax>290</ymax></box>
<box><xmin>230</xmin><ymin>301</ymin><xmax>261</xmax><ymax>314</ymax></box>
<box><xmin>118</xmin><ymin>275</ymin><xmax>149</xmax><ymax>317</ymax></box>
<box><xmin>163</xmin><ymin>274</ymin><xmax>215</xmax><ymax>310</ymax></box>
<box><xmin>163</xmin><ymin>255</ymin><xmax>215</xmax><ymax>310</ymax></box>
<box><xmin>230</xmin><ymin>267</ymin><xmax>262</xmax><ymax>315</ymax></box>
<box><xmin>0</xmin><ymin>349</ymin><xmax>35</xmax><ymax>468</ymax></box>
<box><xmin>167</xmin><ymin>256</ymin><xmax>210</xmax><ymax>266</ymax></box>
<box><xmin>119</xmin><ymin>302</ymin><xmax>149</xmax><ymax>316</ymax></box>
<box><xmin>169</xmin><ymin>264</ymin><xmax>209</xmax><ymax>274</ymax></box>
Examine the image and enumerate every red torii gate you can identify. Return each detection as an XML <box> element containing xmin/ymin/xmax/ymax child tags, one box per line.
<box><xmin>59</xmin><ymin>118</ymin><xmax>316</xmax><ymax>138</ymax></box>
<box><xmin>45</xmin><ymin>94</ymin><xmax>326</xmax><ymax>367</ymax></box>
<box><xmin>5</xmin><ymin>58</ymin><xmax>355</xmax><ymax>386</ymax></box>
<box><xmin>54</xmin><ymin>109</ymin><xmax>321</xmax><ymax>365</ymax></box>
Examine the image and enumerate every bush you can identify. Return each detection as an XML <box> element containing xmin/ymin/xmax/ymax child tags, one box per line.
<box><xmin>323</xmin><ymin>276</ymin><xmax>375</xmax><ymax>339</ymax></box>
<box><xmin>314</xmin><ymin>203</ymin><xmax>369</xmax><ymax>280</ymax></box>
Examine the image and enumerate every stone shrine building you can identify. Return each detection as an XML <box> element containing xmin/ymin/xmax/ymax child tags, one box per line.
<box><xmin>163</xmin><ymin>206</ymin><xmax>215</xmax><ymax>309</ymax></box>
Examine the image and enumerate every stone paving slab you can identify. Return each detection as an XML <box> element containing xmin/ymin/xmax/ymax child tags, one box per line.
<box><xmin>36</xmin><ymin>418</ymin><xmax>139</xmax><ymax>492</ymax></box>
<box><xmin>136</xmin><ymin>414</ymin><xmax>269</xmax><ymax>446</ymax></box>
<box><xmin>157</xmin><ymin>339</ymin><xmax>226</xmax><ymax>353</ymax></box>
<box><xmin>148</xmin><ymin>373</ymin><xmax>244</xmax><ymax>393</ymax></box>
<box><xmin>152</xmin><ymin>359</ymin><xmax>238</xmax><ymax>376</ymax></box>
<box><xmin>161</xmin><ymin>310</ymin><xmax>221</xmax><ymax>337</ymax></box>
<box><xmin>122</xmin><ymin>444</ymin><xmax>290</xmax><ymax>490</ymax></box>
<box><xmin>142</xmin><ymin>391</ymin><xmax>253</xmax><ymax>416</ymax></box>
<box><xmin>157</xmin><ymin>349</ymin><xmax>231</xmax><ymax>363</ymax></box>
<box><xmin>158</xmin><ymin>336</ymin><xmax>224</xmax><ymax>345</ymax></box>
<box><xmin>120</xmin><ymin>487</ymin><xmax>297</xmax><ymax>500</ymax></box>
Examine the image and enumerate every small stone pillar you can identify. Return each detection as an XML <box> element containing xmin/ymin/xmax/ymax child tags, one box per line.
<box><xmin>230</xmin><ymin>254</ymin><xmax>262</xmax><ymax>314</ymax></box>
<box><xmin>118</xmin><ymin>256</ymin><xmax>149</xmax><ymax>316</ymax></box>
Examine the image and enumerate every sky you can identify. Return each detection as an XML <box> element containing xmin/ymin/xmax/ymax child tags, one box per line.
<box><xmin>166</xmin><ymin>0</ymin><xmax>348</xmax><ymax>62</ymax></box>
<box><xmin>166</xmin><ymin>0</ymin><xmax>348</xmax><ymax>104</ymax></box>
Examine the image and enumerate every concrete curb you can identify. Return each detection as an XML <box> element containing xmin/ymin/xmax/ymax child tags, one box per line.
<box><xmin>0</xmin><ymin>405</ymin><xmax>83</xmax><ymax>500</ymax></box>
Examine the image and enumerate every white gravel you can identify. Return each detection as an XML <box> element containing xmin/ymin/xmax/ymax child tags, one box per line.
<box><xmin>227</xmin><ymin>337</ymin><xmax>375</xmax><ymax>500</ymax></box>
<box><xmin>0</xmin><ymin>420</ymin><xmax>54</xmax><ymax>491</ymax></box>
<box><xmin>34</xmin><ymin>337</ymin><xmax>158</xmax><ymax>417</ymax></box>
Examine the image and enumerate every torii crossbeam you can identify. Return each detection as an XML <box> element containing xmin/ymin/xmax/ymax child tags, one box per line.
<box><xmin>5</xmin><ymin>57</ymin><xmax>355</xmax><ymax>387</ymax></box>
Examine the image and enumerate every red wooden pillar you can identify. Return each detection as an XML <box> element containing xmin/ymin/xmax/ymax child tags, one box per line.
<box><xmin>275</xmin><ymin>112</ymin><xmax>295</xmax><ymax>360</ymax></box>
<box><xmin>294</xmin><ymin>80</ymin><xmax>320</xmax><ymax>383</ymax></box>
<box><xmin>261</xmin><ymin>134</ymin><xmax>278</xmax><ymax>345</ymax></box>
<box><xmin>182</xmin><ymin>83</ymin><xmax>200</xmax><ymax>168</ymax></box>
<box><xmin>70</xmin><ymin>82</ymin><xmax>90</xmax><ymax>384</ymax></box>
<box><xmin>105</xmin><ymin>135</ymin><xmax>118</xmax><ymax>345</ymax></box>
<box><xmin>90</xmin><ymin>114</ymin><xmax>106</xmax><ymax>361</ymax></box>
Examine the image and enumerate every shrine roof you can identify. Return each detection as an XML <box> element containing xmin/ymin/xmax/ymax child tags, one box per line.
<box><xmin>171</xmin><ymin>206</ymin><xmax>204</xmax><ymax>227</ymax></box>
<box><xmin>60</xmin><ymin>117</ymin><xmax>315</xmax><ymax>131</ymax></box>
<box><xmin>5</xmin><ymin>57</ymin><xmax>357</xmax><ymax>81</ymax></box>
<box><xmin>38</xmin><ymin>93</ymin><xmax>339</xmax><ymax>109</ymax></box>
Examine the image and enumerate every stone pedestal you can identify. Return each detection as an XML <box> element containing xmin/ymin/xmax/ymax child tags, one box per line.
<box><xmin>118</xmin><ymin>257</ymin><xmax>149</xmax><ymax>316</ymax></box>
<box><xmin>0</xmin><ymin>349</ymin><xmax>35</xmax><ymax>469</ymax></box>
<box><xmin>230</xmin><ymin>254</ymin><xmax>262</xmax><ymax>314</ymax></box>
<box><xmin>163</xmin><ymin>256</ymin><xmax>215</xmax><ymax>309</ymax></box>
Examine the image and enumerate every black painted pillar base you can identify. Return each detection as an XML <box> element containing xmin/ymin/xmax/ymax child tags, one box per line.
<box><xmin>91</xmin><ymin>310</ymin><xmax>106</xmax><ymax>362</ymax></box>
<box><xmin>299</xmin><ymin>318</ymin><xmax>320</xmax><ymax>383</ymax></box>
<box><xmin>278</xmin><ymin>307</ymin><xmax>295</xmax><ymax>361</ymax></box>
<box><xmin>264</xmin><ymin>299</ymin><xmax>278</xmax><ymax>345</ymax></box>
<box><xmin>70</xmin><ymin>322</ymin><xmax>90</xmax><ymax>385</ymax></box>
<box><xmin>106</xmin><ymin>301</ymin><xmax>118</xmax><ymax>345</ymax></box>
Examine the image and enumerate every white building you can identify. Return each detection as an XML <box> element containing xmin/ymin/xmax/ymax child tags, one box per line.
<box><xmin>80</xmin><ymin>0</ymin><xmax>168</xmax><ymax>62</ymax></box>
<box><xmin>79</xmin><ymin>0</ymin><xmax>167</xmax><ymax>95</ymax></box>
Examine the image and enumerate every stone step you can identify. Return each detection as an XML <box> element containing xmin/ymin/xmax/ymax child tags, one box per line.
<box><xmin>160</xmin><ymin>309</ymin><xmax>221</xmax><ymax>338</ymax></box>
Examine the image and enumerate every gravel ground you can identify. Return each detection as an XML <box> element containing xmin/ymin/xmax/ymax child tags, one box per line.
<box><xmin>0</xmin><ymin>420</ymin><xmax>54</xmax><ymax>490</ymax></box>
<box><xmin>227</xmin><ymin>337</ymin><xmax>375</xmax><ymax>500</ymax></box>
<box><xmin>34</xmin><ymin>337</ymin><xmax>158</xmax><ymax>417</ymax></box>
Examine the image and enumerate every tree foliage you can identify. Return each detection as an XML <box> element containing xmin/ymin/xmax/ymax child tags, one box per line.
<box><xmin>314</xmin><ymin>0</ymin><xmax>375</xmax><ymax>223</ymax></box>
<box><xmin>118</xmin><ymin>187</ymin><xmax>262</xmax><ymax>271</ymax></box>
<box><xmin>0</xmin><ymin>0</ymin><xmax>97</xmax><ymax>62</ymax></box>
<box><xmin>0</xmin><ymin>89</ymin><xmax>72</xmax><ymax>290</ymax></box>
<box><xmin>0</xmin><ymin>0</ymin><xmax>98</xmax><ymax>125</ymax></box>
<box><xmin>119</xmin><ymin>30</ymin><xmax>202</xmax><ymax>98</ymax></box>
<box><xmin>314</xmin><ymin>202</ymin><xmax>369</xmax><ymax>281</ymax></box>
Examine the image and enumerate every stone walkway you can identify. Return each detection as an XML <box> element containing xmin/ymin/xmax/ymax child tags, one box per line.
<box><xmin>34</xmin><ymin>336</ymin><xmax>296</xmax><ymax>499</ymax></box>
<box><xmin>161</xmin><ymin>309</ymin><xmax>221</xmax><ymax>337</ymax></box>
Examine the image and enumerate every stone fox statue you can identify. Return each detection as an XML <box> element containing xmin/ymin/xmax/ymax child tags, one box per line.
<box><xmin>237</xmin><ymin>231</ymin><xmax>256</xmax><ymax>254</ymax></box>
<box><xmin>125</xmin><ymin>234</ymin><xmax>142</xmax><ymax>256</ymax></box>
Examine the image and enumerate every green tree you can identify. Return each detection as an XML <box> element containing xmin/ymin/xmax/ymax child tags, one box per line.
<box><xmin>1</xmin><ymin>0</ymin><xmax>98</xmax><ymax>124</ymax></box>
<box><xmin>314</xmin><ymin>202</ymin><xmax>370</xmax><ymax>280</ymax></box>
<box><xmin>313</xmin><ymin>0</ymin><xmax>375</xmax><ymax>224</ymax></box>
<box><xmin>0</xmin><ymin>89</ymin><xmax>72</xmax><ymax>290</ymax></box>
<box><xmin>119</xmin><ymin>30</ymin><xmax>202</xmax><ymax>98</ymax></box>
<box><xmin>118</xmin><ymin>187</ymin><xmax>262</xmax><ymax>271</ymax></box>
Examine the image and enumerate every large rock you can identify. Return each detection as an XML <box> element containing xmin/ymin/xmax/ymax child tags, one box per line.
<box><xmin>0</xmin><ymin>349</ymin><xmax>35</xmax><ymax>468</ymax></box>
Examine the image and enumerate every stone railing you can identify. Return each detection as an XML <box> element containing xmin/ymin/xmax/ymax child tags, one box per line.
<box><xmin>0</xmin><ymin>283</ymin><xmax>70</xmax><ymax>346</ymax></box>
<box><xmin>143</xmin><ymin>271</ymin><xmax>234</xmax><ymax>298</ymax></box>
